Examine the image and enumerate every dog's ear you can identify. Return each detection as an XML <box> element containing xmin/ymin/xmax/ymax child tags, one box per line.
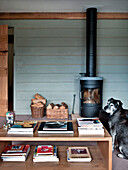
<box><xmin>108</xmin><ymin>98</ymin><xmax>114</xmax><ymax>103</ymax></box>
<box><xmin>109</xmin><ymin>98</ymin><xmax>114</xmax><ymax>102</ymax></box>
<box><xmin>110</xmin><ymin>98</ymin><xmax>114</xmax><ymax>100</ymax></box>
<box><xmin>117</xmin><ymin>100</ymin><xmax>123</xmax><ymax>107</ymax></box>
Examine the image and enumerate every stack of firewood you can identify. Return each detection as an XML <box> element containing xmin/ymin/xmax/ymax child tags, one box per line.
<box><xmin>31</xmin><ymin>93</ymin><xmax>46</xmax><ymax>107</ymax></box>
<box><xmin>46</xmin><ymin>102</ymin><xmax>68</xmax><ymax>119</ymax></box>
<box><xmin>31</xmin><ymin>93</ymin><xmax>46</xmax><ymax>118</ymax></box>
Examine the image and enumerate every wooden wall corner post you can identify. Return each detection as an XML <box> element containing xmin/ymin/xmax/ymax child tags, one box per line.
<box><xmin>0</xmin><ymin>25</ymin><xmax>8</xmax><ymax>116</ymax></box>
<box><xmin>97</xmin><ymin>138</ymin><xmax>112</xmax><ymax>170</ymax></box>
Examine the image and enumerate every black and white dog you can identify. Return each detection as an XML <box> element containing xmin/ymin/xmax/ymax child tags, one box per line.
<box><xmin>104</xmin><ymin>98</ymin><xmax>128</xmax><ymax>159</ymax></box>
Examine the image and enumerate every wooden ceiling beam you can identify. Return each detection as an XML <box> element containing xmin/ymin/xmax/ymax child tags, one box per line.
<box><xmin>0</xmin><ymin>12</ymin><xmax>128</xmax><ymax>20</ymax></box>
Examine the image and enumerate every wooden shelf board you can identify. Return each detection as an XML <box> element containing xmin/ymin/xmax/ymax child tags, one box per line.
<box><xmin>0</xmin><ymin>145</ymin><xmax>107</xmax><ymax>170</ymax></box>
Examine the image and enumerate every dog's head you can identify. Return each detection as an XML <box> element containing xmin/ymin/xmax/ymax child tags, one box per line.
<box><xmin>104</xmin><ymin>98</ymin><xmax>123</xmax><ymax>115</ymax></box>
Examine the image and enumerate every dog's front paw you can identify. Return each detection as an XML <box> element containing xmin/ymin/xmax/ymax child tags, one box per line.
<box><xmin>118</xmin><ymin>154</ymin><xmax>125</xmax><ymax>159</ymax></box>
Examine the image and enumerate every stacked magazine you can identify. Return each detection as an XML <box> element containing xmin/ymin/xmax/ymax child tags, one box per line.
<box><xmin>38</xmin><ymin>121</ymin><xmax>74</xmax><ymax>134</ymax></box>
<box><xmin>67</xmin><ymin>146</ymin><xmax>92</xmax><ymax>162</ymax></box>
<box><xmin>77</xmin><ymin>118</ymin><xmax>104</xmax><ymax>136</ymax></box>
<box><xmin>1</xmin><ymin>144</ymin><xmax>30</xmax><ymax>161</ymax></box>
<box><xmin>7</xmin><ymin>121</ymin><xmax>38</xmax><ymax>134</ymax></box>
<box><xmin>33</xmin><ymin>145</ymin><xmax>59</xmax><ymax>162</ymax></box>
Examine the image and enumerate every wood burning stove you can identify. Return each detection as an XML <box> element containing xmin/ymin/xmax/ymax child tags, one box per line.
<box><xmin>80</xmin><ymin>8</ymin><xmax>103</xmax><ymax>117</ymax></box>
<box><xmin>80</xmin><ymin>77</ymin><xmax>103</xmax><ymax>117</ymax></box>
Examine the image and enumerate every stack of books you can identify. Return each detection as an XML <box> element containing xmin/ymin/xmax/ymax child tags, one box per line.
<box><xmin>67</xmin><ymin>146</ymin><xmax>92</xmax><ymax>162</ymax></box>
<box><xmin>77</xmin><ymin>118</ymin><xmax>104</xmax><ymax>136</ymax></box>
<box><xmin>38</xmin><ymin>121</ymin><xmax>74</xmax><ymax>134</ymax></box>
<box><xmin>33</xmin><ymin>145</ymin><xmax>59</xmax><ymax>162</ymax></box>
<box><xmin>1</xmin><ymin>144</ymin><xmax>30</xmax><ymax>161</ymax></box>
<box><xmin>7</xmin><ymin>121</ymin><xmax>38</xmax><ymax>134</ymax></box>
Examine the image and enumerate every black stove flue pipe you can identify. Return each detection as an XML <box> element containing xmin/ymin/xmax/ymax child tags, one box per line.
<box><xmin>86</xmin><ymin>8</ymin><xmax>97</xmax><ymax>77</ymax></box>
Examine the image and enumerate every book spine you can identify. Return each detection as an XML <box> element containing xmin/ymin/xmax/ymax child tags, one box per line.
<box><xmin>53</xmin><ymin>146</ymin><xmax>57</xmax><ymax>157</ymax></box>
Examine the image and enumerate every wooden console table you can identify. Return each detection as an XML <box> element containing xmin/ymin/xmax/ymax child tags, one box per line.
<box><xmin>0</xmin><ymin>119</ymin><xmax>112</xmax><ymax>170</ymax></box>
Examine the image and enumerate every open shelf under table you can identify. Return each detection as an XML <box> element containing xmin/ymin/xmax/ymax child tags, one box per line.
<box><xmin>0</xmin><ymin>145</ymin><xmax>107</xmax><ymax>170</ymax></box>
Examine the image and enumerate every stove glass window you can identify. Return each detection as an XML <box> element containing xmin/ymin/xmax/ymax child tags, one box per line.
<box><xmin>83</xmin><ymin>88</ymin><xmax>100</xmax><ymax>104</ymax></box>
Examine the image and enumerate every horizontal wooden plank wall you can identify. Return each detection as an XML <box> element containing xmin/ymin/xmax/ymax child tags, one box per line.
<box><xmin>0</xmin><ymin>19</ymin><xmax>128</xmax><ymax>114</ymax></box>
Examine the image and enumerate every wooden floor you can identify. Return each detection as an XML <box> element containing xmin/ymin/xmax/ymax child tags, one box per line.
<box><xmin>0</xmin><ymin>146</ymin><xmax>107</xmax><ymax>170</ymax></box>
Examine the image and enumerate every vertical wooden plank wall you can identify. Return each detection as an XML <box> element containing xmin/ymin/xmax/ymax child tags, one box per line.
<box><xmin>0</xmin><ymin>20</ymin><xmax>128</xmax><ymax>115</ymax></box>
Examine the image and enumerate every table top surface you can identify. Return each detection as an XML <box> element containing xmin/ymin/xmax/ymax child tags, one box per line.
<box><xmin>0</xmin><ymin>119</ymin><xmax>111</xmax><ymax>142</ymax></box>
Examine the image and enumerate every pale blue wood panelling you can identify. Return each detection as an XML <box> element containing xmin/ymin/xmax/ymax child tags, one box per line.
<box><xmin>1</xmin><ymin>19</ymin><xmax>128</xmax><ymax>28</ymax></box>
<box><xmin>16</xmin><ymin>28</ymin><xmax>128</xmax><ymax>38</ymax></box>
<box><xmin>16</xmin><ymin>47</ymin><xmax>128</xmax><ymax>56</ymax></box>
<box><xmin>97</xmin><ymin>56</ymin><xmax>128</xmax><ymax>65</ymax></box>
<box><xmin>16</xmin><ymin>55</ymin><xmax>128</xmax><ymax>66</ymax></box>
<box><xmin>16</xmin><ymin>28</ymin><xmax>86</xmax><ymax>38</ymax></box>
<box><xmin>16</xmin><ymin>55</ymin><xmax>128</xmax><ymax>65</ymax></box>
<box><xmin>16</xmin><ymin>73</ymin><xmax>128</xmax><ymax>83</ymax></box>
<box><xmin>16</xmin><ymin>56</ymin><xmax>84</xmax><ymax>65</ymax></box>
<box><xmin>16</xmin><ymin>65</ymin><xmax>85</xmax><ymax>74</ymax></box>
<box><xmin>16</xmin><ymin>74</ymin><xmax>78</xmax><ymax>83</ymax></box>
<box><xmin>0</xmin><ymin>19</ymin><xmax>128</xmax><ymax>114</ymax></box>
<box><xmin>16</xmin><ymin>37</ymin><xmax>128</xmax><ymax>47</ymax></box>
<box><xmin>97</xmin><ymin>65</ymin><xmax>128</xmax><ymax>74</ymax></box>
<box><xmin>16</xmin><ymin>65</ymin><xmax>128</xmax><ymax>74</ymax></box>
<box><xmin>16</xmin><ymin>82</ymin><xmax>75</xmax><ymax>90</ymax></box>
<box><xmin>14</xmin><ymin>20</ymin><xmax>128</xmax><ymax>113</ymax></box>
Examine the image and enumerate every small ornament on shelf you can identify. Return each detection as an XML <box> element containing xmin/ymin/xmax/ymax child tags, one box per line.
<box><xmin>6</xmin><ymin>111</ymin><xmax>15</xmax><ymax>125</ymax></box>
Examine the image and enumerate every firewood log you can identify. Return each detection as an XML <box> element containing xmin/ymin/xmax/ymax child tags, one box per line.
<box><xmin>31</xmin><ymin>102</ymin><xmax>44</xmax><ymax>107</ymax></box>
<box><xmin>31</xmin><ymin>98</ymin><xmax>46</xmax><ymax>105</ymax></box>
<box><xmin>53</xmin><ymin>104</ymin><xmax>60</xmax><ymax>109</ymax></box>
<box><xmin>34</xmin><ymin>93</ymin><xmax>44</xmax><ymax>100</ymax></box>
<box><xmin>60</xmin><ymin>102</ymin><xmax>68</xmax><ymax>109</ymax></box>
<box><xmin>47</xmin><ymin>103</ymin><xmax>54</xmax><ymax>109</ymax></box>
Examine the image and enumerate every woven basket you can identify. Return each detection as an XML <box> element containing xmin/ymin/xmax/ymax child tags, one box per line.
<box><xmin>46</xmin><ymin>109</ymin><xmax>68</xmax><ymax>119</ymax></box>
<box><xmin>31</xmin><ymin>105</ymin><xmax>45</xmax><ymax>118</ymax></box>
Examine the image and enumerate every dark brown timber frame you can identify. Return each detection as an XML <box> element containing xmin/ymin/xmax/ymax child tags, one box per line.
<box><xmin>0</xmin><ymin>12</ymin><xmax>128</xmax><ymax>20</ymax></box>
